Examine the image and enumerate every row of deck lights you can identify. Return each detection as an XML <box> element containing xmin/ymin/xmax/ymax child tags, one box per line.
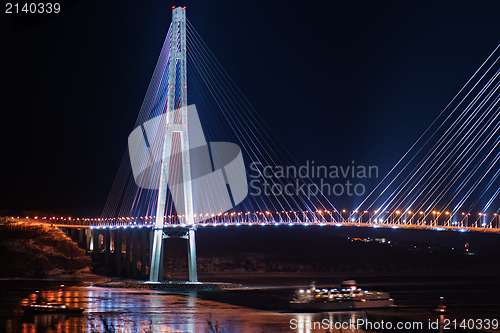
<box><xmin>14</xmin><ymin>209</ymin><xmax>499</xmax><ymax>230</ymax></box>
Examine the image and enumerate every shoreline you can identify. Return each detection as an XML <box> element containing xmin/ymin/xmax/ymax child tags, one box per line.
<box><xmin>3</xmin><ymin>270</ymin><xmax>500</xmax><ymax>288</ymax></box>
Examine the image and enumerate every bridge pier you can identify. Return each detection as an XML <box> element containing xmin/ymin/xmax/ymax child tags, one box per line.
<box><xmin>132</xmin><ymin>231</ymin><xmax>138</xmax><ymax>278</ymax></box>
<box><xmin>187</xmin><ymin>228</ymin><xmax>198</xmax><ymax>282</ymax></box>
<box><xmin>141</xmin><ymin>230</ymin><xmax>148</xmax><ymax>279</ymax></box>
<box><xmin>125</xmin><ymin>231</ymin><xmax>131</xmax><ymax>276</ymax></box>
<box><xmin>104</xmin><ymin>230</ymin><xmax>111</xmax><ymax>268</ymax></box>
<box><xmin>115</xmin><ymin>231</ymin><xmax>122</xmax><ymax>276</ymax></box>
<box><xmin>151</xmin><ymin>227</ymin><xmax>198</xmax><ymax>282</ymax></box>
<box><xmin>86</xmin><ymin>229</ymin><xmax>91</xmax><ymax>251</ymax></box>
<box><xmin>159</xmin><ymin>237</ymin><xmax>164</xmax><ymax>281</ymax></box>
<box><xmin>78</xmin><ymin>228</ymin><xmax>85</xmax><ymax>248</ymax></box>
<box><xmin>92</xmin><ymin>230</ymin><xmax>100</xmax><ymax>252</ymax></box>
<box><xmin>96</xmin><ymin>230</ymin><xmax>101</xmax><ymax>252</ymax></box>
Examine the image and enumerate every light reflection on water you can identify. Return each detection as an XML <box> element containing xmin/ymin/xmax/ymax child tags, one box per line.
<box><xmin>3</xmin><ymin>286</ymin><xmax>369</xmax><ymax>333</ymax></box>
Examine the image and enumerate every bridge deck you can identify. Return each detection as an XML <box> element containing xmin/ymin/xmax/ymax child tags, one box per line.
<box><xmin>8</xmin><ymin>218</ymin><xmax>500</xmax><ymax>234</ymax></box>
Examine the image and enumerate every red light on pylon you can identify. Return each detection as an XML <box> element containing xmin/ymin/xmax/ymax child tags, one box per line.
<box><xmin>172</xmin><ymin>6</ymin><xmax>176</xmax><ymax>9</ymax></box>
<box><xmin>183</xmin><ymin>6</ymin><xmax>186</xmax><ymax>9</ymax></box>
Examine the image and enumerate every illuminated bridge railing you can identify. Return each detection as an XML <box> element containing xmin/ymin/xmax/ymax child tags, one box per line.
<box><xmin>10</xmin><ymin>210</ymin><xmax>500</xmax><ymax>234</ymax></box>
<box><xmin>86</xmin><ymin>221</ymin><xmax>500</xmax><ymax>235</ymax></box>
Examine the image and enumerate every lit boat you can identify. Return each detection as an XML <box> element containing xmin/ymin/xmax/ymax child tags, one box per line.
<box><xmin>434</xmin><ymin>296</ymin><xmax>448</xmax><ymax>313</ymax></box>
<box><xmin>290</xmin><ymin>280</ymin><xmax>395</xmax><ymax>311</ymax></box>
<box><xmin>22</xmin><ymin>301</ymin><xmax>84</xmax><ymax>314</ymax></box>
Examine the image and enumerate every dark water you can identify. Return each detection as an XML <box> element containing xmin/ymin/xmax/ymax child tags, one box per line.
<box><xmin>0</xmin><ymin>278</ymin><xmax>499</xmax><ymax>333</ymax></box>
<box><xmin>0</xmin><ymin>282</ymin><xmax>369</xmax><ymax>332</ymax></box>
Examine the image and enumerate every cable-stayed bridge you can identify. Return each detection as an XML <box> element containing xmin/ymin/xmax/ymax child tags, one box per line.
<box><xmin>20</xmin><ymin>6</ymin><xmax>500</xmax><ymax>282</ymax></box>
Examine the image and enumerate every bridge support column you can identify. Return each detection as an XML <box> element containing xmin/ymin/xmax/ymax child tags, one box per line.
<box><xmin>92</xmin><ymin>230</ymin><xmax>100</xmax><ymax>252</ymax></box>
<box><xmin>132</xmin><ymin>231</ymin><xmax>138</xmax><ymax>278</ymax></box>
<box><xmin>125</xmin><ymin>231</ymin><xmax>132</xmax><ymax>276</ymax></box>
<box><xmin>86</xmin><ymin>229</ymin><xmax>91</xmax><ymax>251</ymax></box>
<box><xmin>115</xmin><ymin>231</ymin><xmax>122</xmax><ymax>276</ymax></box>
<box><xmin>78</xmin><ymin>228</ymin><xmax>85</xmax><ymax>248</ymax></box>
<box><xmin>141</xmin><ymin>230</ymin><xmax>148</xmax><ymax>279</ymax></box>
<box><xmin>90</xmin><ymin>229</ymin><xmax>99</xmax><ymax>252</ymax></box>
<box><xmin>159</xmin><ymin>237</ymin><xmax>164</xmax><ymax>282</ymax></box>
<box><xmin>187</xmin><ymin>228</ymin><xmax>198</xmax><ymax>282</ymax></box>
<box><xmin>104</xmin><ymin>230</ymin><xmax>111</xmax><ymax>269</ymax></box>
<box><xmin>149</xmin><ymin>228</ymin><xmax>163</xmax><ymax>282</ymax></box>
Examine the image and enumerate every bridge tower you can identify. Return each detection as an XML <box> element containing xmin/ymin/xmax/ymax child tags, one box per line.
<box><xmin>149</xmin><ymin>6</ymin><xmax>198</xmax><ymax>283</ymax></box>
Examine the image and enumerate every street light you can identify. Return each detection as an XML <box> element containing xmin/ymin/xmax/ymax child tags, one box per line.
<box><xmin>406</xmin><ymin>211</ymin><xmax>412</xmax><ymax>225</ymax></box>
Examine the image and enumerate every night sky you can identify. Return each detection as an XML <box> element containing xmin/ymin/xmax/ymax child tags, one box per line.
<box><xmin>2</xmin><ymin>0</ymin><xmax>500</xmax><ymax>216</ymax></box>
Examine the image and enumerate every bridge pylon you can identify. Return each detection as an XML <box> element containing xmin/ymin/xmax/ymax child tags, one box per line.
<box><xmin>149</xmin><ymin>6</ymin><xmax>198</xmax><ymax>283</ymax></box>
